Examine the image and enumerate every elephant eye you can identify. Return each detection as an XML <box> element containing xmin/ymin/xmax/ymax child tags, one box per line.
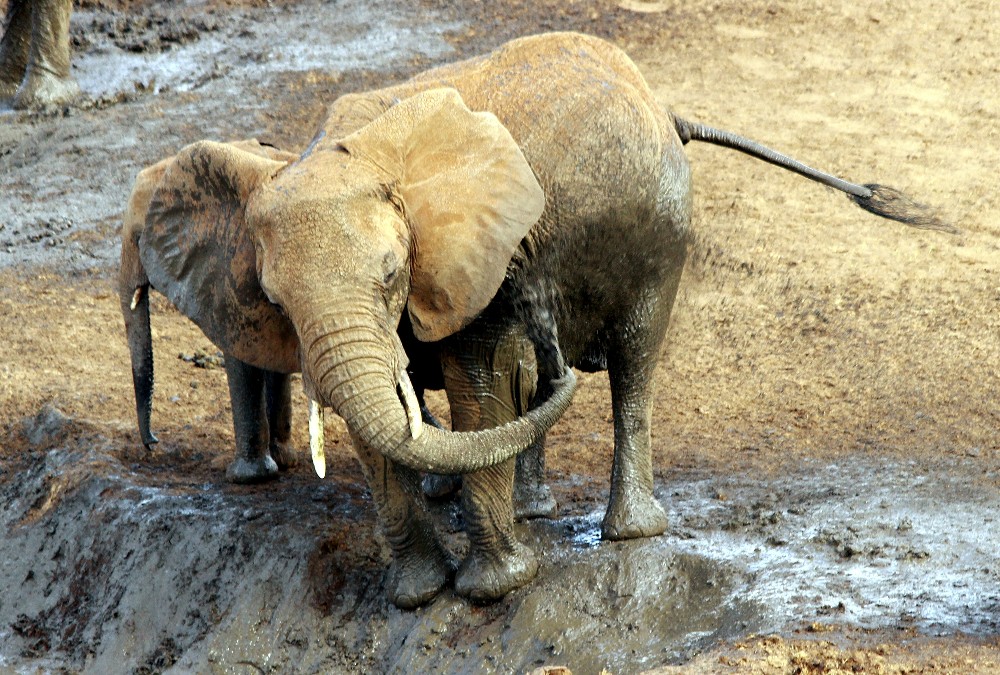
<box><xmin>381</xmin><ymin>250</ymin><xmax>401</xmax><ymax>287</ymax></box>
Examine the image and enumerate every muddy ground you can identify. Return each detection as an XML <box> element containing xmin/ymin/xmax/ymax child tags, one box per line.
<box><xmin>1</xmin><ymin>0</ymin><xmax>999</xmax><ymax>672</ymax></box>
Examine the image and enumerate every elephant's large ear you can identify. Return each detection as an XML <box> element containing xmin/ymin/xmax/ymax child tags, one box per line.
<box><xmin>140</xmin><ymin>139</ymin><xmax>298</xmax><ymax>369</ymax></box>
<box><xmin>342</xmin><ymin>88</ymin><xmax>545</xmax><ymax>342</ymax></box>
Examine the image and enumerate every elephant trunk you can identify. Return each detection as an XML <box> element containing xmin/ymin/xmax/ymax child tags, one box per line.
<box><xmin>302</xmin><ymin>310</ymin><xmax>576</xmax><ymax>475</ymax></box>
<box><xmin>122</xmin><ymin>283</ymin><xmax>158</xmax><ymax>448</ymax></box>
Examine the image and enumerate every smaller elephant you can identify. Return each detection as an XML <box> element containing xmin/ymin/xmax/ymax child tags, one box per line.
<box><xmin>0</xmin><ymin>0</ymin><xmax>80</xmax><ymax>110</ymax></box>
<box><xmin>120</xmin><ymin>138</ymin><xmax>468</xmax><ymax>485</ymax></box>
<box><xmin>120</xmin><ymin>139</ymin><xmax>304</xmax><ymax>484</ymax></box>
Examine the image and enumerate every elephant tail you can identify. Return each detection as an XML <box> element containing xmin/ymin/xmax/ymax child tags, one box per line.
<box><xmin>672</xmin><ymin>116</ymin><xmax>956</xmax><ymax>233</ymax></box>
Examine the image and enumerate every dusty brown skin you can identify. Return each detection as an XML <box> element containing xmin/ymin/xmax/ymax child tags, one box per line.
<box><xmin>137</xmin><ymin>31</ymin><xmax>939</xmax><ymax>608</ymax></box>
<box><xmin>0</xmin><ymin>0</ymin><xmax>79</xmax><ymax>109</ymax></box>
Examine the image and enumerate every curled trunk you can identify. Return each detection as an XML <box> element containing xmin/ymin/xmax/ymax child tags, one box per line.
<box><xmin>303</xmin><ymin>312</ymin><xmax>576</xmax><ymax>475</ymax></box>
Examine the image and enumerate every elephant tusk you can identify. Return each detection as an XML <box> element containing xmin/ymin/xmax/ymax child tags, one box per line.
<box><xmin>397</xmin><ymin>370</ymin><xmax>423</xmax><ymax>440</ymax></box>
<box><xmin>130</xmin><ymin>286</ymin><xmax>144</xmax><ymax>311</ymax></box>
<box><xmin>309</xmin><ymin>399</ymin><xmax>326</xmax><ymax>478</ymax></box>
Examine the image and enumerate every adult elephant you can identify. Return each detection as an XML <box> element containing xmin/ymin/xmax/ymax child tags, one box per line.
<box><xmin>0</xmin><ymin>0</ymin><xmax>79</xmax><ymax>109</ymax></box>
<box><xmin>127</xmin><ymin>32</ymin><xmax>945</xmax><ymax>606</ymax></box>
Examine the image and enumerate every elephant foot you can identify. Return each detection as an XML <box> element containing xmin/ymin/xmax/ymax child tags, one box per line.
<box><xmin>226</xmin><ymin>455</ymin><xmax>279</xmax><ymax>484</ymax></box>
<box><xmin>13</xmin><ymin>70</ymin><xmax>80</xmax><ymax>110</ymax></box>
<box><xmin>0</xmin><ymin>77</ymin><xmax>20</xmax><ymax>105</ymax></box>
<box><xmin>422</xmin><ymin>473</ymin><xmax>461</xmax><ymax>499</ymax></box>
<box><xmin>601</xmin><ymin>490</ymin><xmax>668</xmax><ymax>541</ymax></box>
<box><xmin>269</xmin><ymin>442</ymin><xmax>299</xmax><ymax>471</ymax></box>
<box><xmin>513</xmin><ymin>480</ymin><xmax>557</xmax><ymax>520</ymax></box>
<box><xmin>454</xmin><ymin>539</ymin><xmax>538</xmax><ymax>603</ymax></box>
<box><xmin>387</xmin><ymin>540</ymin><xmax>456</xmax><ymax>610</ymax></box>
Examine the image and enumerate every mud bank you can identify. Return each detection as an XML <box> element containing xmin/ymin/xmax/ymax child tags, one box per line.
<box><xmin>3</xmin><ymin>406</ymin><xmax>998</xmax><ymax>673</ymax></box>
<box><xmin>0</xmin><ymin>408</ymin><xmax>757</xmax><ymax>673</ymax></box>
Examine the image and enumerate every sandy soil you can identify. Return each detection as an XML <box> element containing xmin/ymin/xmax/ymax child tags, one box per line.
<box><xmin>1</xmin><ymin>0</ymin><xmax>999</xmax><ymax>672</ymax></box>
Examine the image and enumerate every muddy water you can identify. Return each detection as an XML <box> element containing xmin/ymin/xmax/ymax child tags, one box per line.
<box><xmin>657</xmin><ymin>458</ymin><xmax>1000</xmax><ymax>637</ymax></box>
<box><xmin>0</xmin><ymin>0</ymin><xmax>462</xmax><ymax>274</ymax></box>
<box><xmin>70</xmin><ymin>4</ymin><xmax>460</xmax><ymax>101</ymax></box>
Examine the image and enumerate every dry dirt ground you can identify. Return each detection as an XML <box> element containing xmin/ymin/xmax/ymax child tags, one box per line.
<box><xmin>1</xmin><ymin>0</ymin><xmax>999</xmax><ymax>672</ymax></box>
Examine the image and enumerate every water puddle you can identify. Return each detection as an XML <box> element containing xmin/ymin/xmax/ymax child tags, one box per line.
<box><xmin>658</xmin><ymin>459</ymin><xmax>1000</xmax><ymax>635</ymax></box>
<box><xmin>71</xmin><ymin>3</ymin><xmax>461</xmax><ymax>100</ymax></box>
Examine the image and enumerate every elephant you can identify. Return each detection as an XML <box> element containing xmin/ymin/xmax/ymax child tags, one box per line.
<box><xmin>0</xmin><ymin>0</ymin><xmax>80</xmax><ymax>110</ymax></box>
<box><xmin>124</xmin><ymin>31</ymin><xmax>946</xmax><ymax>606</ymax></box>
<box><xmin>121</xmin><ymin>139</ymin><xmax>307</xmax><ymax>483</ymax></box>
<box><xmin>121</xmin><ymin>142</ymin><xmax>467</xmax><ymax>486</ymax></box>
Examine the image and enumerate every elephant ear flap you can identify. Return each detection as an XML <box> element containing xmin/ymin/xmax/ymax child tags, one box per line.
<box><xmin>343</xmin><ymin>88</ymin><xmax>545</xmax><ymax>342</ymax></box>
<box><xmin>140</xmin><ymin>140</ymin><xmax>291</xmax><ymax>350</ymax></box>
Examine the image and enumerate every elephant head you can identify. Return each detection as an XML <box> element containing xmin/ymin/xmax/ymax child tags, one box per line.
<box><xmin>140</xmin><ymin>88</ymin><xmax>576</xmax><ymax>475</ymax></box>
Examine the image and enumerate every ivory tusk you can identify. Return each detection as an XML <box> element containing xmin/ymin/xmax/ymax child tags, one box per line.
<box><xmin>397</xmin><ymin>370</ymin><xmax>423</xmax><ymax>440</ymax></box>
<box><xmin>130</xmin><ymin>286</ymin><xmax>143</xmax><ymax>311</ymax></box>
<box><xmin>309</xmin><ymin>399</ymin><xmax>326</xmax><ymax>479</ymax></box>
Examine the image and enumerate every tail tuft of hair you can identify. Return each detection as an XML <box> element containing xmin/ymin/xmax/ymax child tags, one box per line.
<box><xmin>851</xmin><ymin>184</ymin><xmax>958</xmax><ymax>233</ymax></box>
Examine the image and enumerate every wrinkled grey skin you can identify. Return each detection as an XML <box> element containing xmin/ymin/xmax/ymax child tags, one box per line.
<box><xmin>0</xmin><ymin>0</ymin><xmax>80</xmax><ymax>110</ymax></box>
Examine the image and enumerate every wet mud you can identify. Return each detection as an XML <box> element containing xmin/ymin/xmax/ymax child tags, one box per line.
<box><xmin>4</xmin><ymin>403</ymin><xmax>998</xmax><ymax>672</ymax></box>
<box><xmin>0</xmin><ymin>408</ymin><xmax>756</xmax><ymax>673</ymax></box>
<box><xmin>2</xmin><ymin>0</ymin><xmax>999</xmax><ymax>672</ymax></box>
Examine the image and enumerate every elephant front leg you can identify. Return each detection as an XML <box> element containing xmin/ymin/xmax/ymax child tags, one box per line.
<box><xmin>442</xmin><ymin>324</ymin><xmax>540</xmax><ymax>601</ymax></box>
<box><xmin>419</xmin><ymin>397</ymin><xmax>462</xmax><ymax>499</ymax></box>
<box><xmin>455</xmin><ymin>458</ymin><xmax>538</xmax><ymax>602</ymax></box>
<box><xmin>223</xmin><ymin>357</ymin><xmax>279</xmax><ymax>483</ymax></box>
<box><xmin>264</xmin><ymin>371</ymin><xmax>297</xmax><ymax>470</ymax></box>
<box><xmin>353</xmin><ymin>439</ymin><xmax>455</xmax><ymax>609</ymax></box>
<box><xmin>12</xmin><ymin>0</ymin><xmax>80</xmax><ymax>110</ymax></box>
<box><xmin>0</xmin><ymin>0</ymin><xmax>31</xmax><ymax>102</ymax></box>
<box><xmin>514</xmin><ymin>300</ymin><xmax>562</xmax><ymax>519</ymax></box>
<box><xmin>514</xmin><ymin>440</ymin><xmax>554</xmax><ymax>519</ymax></box>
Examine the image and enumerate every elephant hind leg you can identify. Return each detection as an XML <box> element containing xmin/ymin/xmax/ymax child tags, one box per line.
<box><xmin>224</xmin><ymin>357</ymin><xmax>279</xmax><ymax>484</ymax></box>
<box><xmin>264</xmin><ymin>371</ymin><xmax>297</xmax><ymax>470</ymax></box>
<box><xmin>601</xmin><ymin>271</ymin><xmax>684</xmax><ymax>541</ymax></box>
